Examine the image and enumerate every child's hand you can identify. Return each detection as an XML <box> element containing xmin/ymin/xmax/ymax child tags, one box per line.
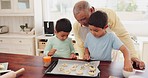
<box><xmin>124</xmin><ymin>59</ymin><xmax>133</xmax><ymax>72</ymax></box>
<box><xmin>83</xmin><ymin>53</ymin><xmax>90</xmax><ymax>60</ymax></box>
<box><xmin>70</xmin><ymin>53</ymin><xmax>77</xmax><ymax>59</ymax></box>
<box><xmin>48</xmin><ymin>48</ymin><xmax>57</xmax><ymax>56</ymax></box>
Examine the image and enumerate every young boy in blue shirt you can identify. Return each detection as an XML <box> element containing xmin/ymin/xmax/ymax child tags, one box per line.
<box><xmin>84</xmin><ymin>11</ymin><xmax>133</xmax><ymax>72</ymax></box>
<box><xmin>44</xmin><ymin>18</ymin><xmax>76</xmax><ymax>59</ymax></box>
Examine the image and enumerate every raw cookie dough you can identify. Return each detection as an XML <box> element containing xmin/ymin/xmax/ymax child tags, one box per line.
<box><xmin>58</xmin><ymin>67</ymin><xmax>64</xmax><ymax>71</ymax></box>
<box><xmin>89</xmin><ymin>66</ymin><xmax>96</xmax><ymax>71</ymax></box>
<box><xmin>0</xmin><ymin>64</ymin><xmax>4</xmax><ymax>69</ymax></box>
<box><xmin>64</xmin><ymin>70</ymin><xmax>71</xmax><ymax>74</ymax></box>
<box><xmin>62</xmin><ymin>63</ymin><xmax>68</xmax><ymax>67</ymax></box>
<box><xmin>88</xmin><ymin>70</ymin><xmax>95</xmax><ymax>76</ymax></box>
<box><xmin>76</xmin><ymin>70</ymin><xmax>83</xmax><ymax>75</ymax></box>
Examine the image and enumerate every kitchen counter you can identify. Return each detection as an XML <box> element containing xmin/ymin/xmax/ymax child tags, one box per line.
<box><xmin>0</xmin><ymin>53</ymin><xmax>111</xmax><ymax>78</ymax></box>
<box><xmin>0</xmin><ymin>33</ymin><xmax>35</xmax><ymax>38</ymax></box>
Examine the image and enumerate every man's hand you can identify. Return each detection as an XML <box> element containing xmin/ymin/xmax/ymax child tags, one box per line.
<box><xmin>131</xmin><ymin>57</ymin><xmax>145</xmax><ymax>70</ymax></box>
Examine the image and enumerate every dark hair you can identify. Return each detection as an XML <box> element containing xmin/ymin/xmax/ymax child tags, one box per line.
<box><xmin>88</xmin><ymin>11</ymin><xmax>108</xmax><ymax>28</ymax></box>
<box><xmin>56</xmin><ymin>18</ymin><xmax>72</xmax><ymax>32</ymax></box>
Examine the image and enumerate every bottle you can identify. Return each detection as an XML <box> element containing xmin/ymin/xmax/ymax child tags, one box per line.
<box><xmin>43</xmin><ymin>56</ymin><xmax>51</xmax><ymax>67</ymax></box>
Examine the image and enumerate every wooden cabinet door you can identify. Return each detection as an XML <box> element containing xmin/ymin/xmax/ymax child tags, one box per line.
<box><xmin>14</xmin><ymin>0</ymin><xmax>34</xmax><ymax>14</ymax></box>
<box><xmin>11</xmin><ymin>38</ymin><xmax>35</xmax><ymax>55</ymax></box>
<box><xmin>0</xmin><ymin>0</ymin><xmax>34</xmax><ymax>15</ymax></box>
<box><xmin>0</xmin><ymin>38</ymin><xmax>11</xmax><ymax>52</ymax></box>
<box><xmin>0</xmin><ymin>0</ymin><xmax>13</xmax><ymax>13</ymax></box>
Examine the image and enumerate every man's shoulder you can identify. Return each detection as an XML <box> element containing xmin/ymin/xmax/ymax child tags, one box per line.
<box><xmin>96</xmin><ymin>8</ymin><xmax>115</xmax><ymax>15</ymax></box>
<box><xmin>97</xmin><ymin>8</ymin><xmax>114</xmax><ymax>12</ymax></box>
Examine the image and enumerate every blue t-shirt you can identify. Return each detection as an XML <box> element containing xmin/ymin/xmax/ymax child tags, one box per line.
<box><xmin>44</xmin><ymin>36</ymin><xmax>75</xmax><ymax>58</ymax></box>
<box><xmin>84</xmin><ymin>32</ymin><xmax>123</xmax><ymax>61</ymax></box>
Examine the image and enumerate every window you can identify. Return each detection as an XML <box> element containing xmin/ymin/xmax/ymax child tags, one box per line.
<box><xmin>43</xmin><ymin>0</ymin><xmax>148</xmax><ymax>23</ymax></box>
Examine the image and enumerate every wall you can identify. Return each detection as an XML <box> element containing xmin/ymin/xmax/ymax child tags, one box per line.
<box><xmin>122</xmin><ymin>21</ymin><xmax>148</xmax><ymax>36</ymax></box>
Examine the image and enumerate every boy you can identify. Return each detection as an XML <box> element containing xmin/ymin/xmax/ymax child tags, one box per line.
<box><xmin>44</xmin><ymin>18</ymin><xmax>76</xmax><ymax>59</ymax></box>
<box><xmin>84</xmin><ymin>11</ymin><xmax>133</xmax><ymax>72</ymax></box>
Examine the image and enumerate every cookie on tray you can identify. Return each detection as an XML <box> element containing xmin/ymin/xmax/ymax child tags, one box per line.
<box><xmin>76</xmin><ymin>70</ymin><xmax>83</xmax><ymax>75</ymax></box>
<box><xmin>88</xmin><ymin>70</ymin><xmax>96</xmax><ymax>76</ymax></box>
<box><xmin>89</xmin><ymin>65</ymin><xmax>96</xmax><ymax>71</ymax></box>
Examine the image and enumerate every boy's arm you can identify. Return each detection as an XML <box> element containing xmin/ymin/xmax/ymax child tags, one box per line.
<box><xmin>44</xmin><ymin>38</ymin><xmax>56</xmax><ymax>56</ymax></box>
<box><xmin>83</xmin><ymin>48</ymin><xmax>90</xmax><ymax>60</ymax></box>
<box><xmin>43</xmin><ymin>39</ymin><xmax>52</xmax><ymax>56</ymax></box>
<box><xmin>47</xmin><ymin>49</ymin><xmax>57</xmax><ymax>56</ymax></box>
<box><xmin>119</xmin><ymin>45</ymin><xmax>133</xmax><ymax>72</ymax></box>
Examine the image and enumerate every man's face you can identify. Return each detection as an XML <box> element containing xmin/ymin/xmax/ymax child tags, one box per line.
<box><xmin>75</xmin><ymin>11</ymin><xmax>90</xmax><ymax>26</ymax></box>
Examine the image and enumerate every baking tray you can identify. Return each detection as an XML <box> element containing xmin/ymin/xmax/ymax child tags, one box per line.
<box><xmin>45</xmin><ymin>59</ymin><xmax>100</xmax><ymax>77</ymax></box>
<box><xmin>0</xmin><ymin>62</ymin><xmax>10</xmax><ymax>74</ymax></box>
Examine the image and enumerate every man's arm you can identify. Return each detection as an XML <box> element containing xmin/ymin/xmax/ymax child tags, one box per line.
<box><xmin>73</xmin><ymin>22</ymin><xmax>85</xmax><ymax>58</ymax></box>
<box><xmin>104</xmin><ymin>8</ymin><xmax>145</xmax><ymax>69</ymax></box>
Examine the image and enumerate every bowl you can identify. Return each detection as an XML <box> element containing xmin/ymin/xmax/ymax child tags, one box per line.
<box><xmin>129</xmin><ymin>75</ymin><xmax>144</xmax><ymax>78</ymax></box>
<box><xmin>122</xmin><ymin>69</ymin><xmax>135</xmax><ymax>78</ymax></box>
<box><xmin>24</xmin><ymin>27</ymin><xmax>32</xmax><ymax>32</ymax></box>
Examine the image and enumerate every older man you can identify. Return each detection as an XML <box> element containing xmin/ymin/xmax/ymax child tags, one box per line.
<box><xmin>73</xmin><ymin>1</ymin><xmax>145</xmax><ymax>69</ymax></box>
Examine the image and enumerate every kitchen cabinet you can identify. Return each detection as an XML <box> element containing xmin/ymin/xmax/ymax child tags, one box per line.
<box><xmin>0</xmin><ymin>38</ymin><xmax>11</xmax><ymax>52</ymax></box>
<box><xmin>0</xmin><ymin>0</ymin><xmax>34</xmax><ymax>16</ymax></box>
<box><xmin>0</xmin><ymin>0</ymin><xmax>43</xmax><ymax>56</ymax></box>
<box><xmin>0</xmin><ymin>34</ymin><xmax>35</xmax><ymax>55</ymax></box>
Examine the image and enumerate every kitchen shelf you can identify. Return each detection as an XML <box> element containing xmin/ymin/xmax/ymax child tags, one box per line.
<box><xmin>35</xmin><ymin>35</ymin><xmax>52</xmax><ymax>56</ymax></box>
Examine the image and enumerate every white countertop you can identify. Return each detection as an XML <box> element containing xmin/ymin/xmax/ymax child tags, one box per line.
<box><xmin>36</xmin><ymin>34</ymin><xmax>75</xmax><ymax>40</ymax></box>
<box><xmin>0</xmin><ymin>33</ymin><xmax>35</xmax><ymax>38</ymax></box>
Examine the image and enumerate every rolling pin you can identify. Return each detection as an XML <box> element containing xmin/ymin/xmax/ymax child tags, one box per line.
<box><xmin>0</xmin><ymin>68</ymin><xmax>25</xmax><ymax>78</ymax></box>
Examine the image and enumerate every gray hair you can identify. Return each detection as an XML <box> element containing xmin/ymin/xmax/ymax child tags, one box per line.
<box><xmin>73</xmin><ymin>1</ymin><xmax>90</xmax><ymax>15</ymax></box>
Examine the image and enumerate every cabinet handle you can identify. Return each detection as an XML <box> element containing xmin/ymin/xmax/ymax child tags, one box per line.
<box><xmin>0</xmin><ymin>40</ymin><xmax>3</xmax><ymax>42</ymax></box>
<box><xmin>19</xmin><ymin>41</ymin><xmax>22</xmax><ymax>43</ymax></box>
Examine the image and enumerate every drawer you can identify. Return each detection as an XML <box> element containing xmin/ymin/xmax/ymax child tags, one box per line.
<box><xmin>12</xmin><ymin>38</ymin><xmax>33</xmax><ymax>44</ymax></box>
<box><xmin>10</xmin><ymin>44</ymin><xmax>35</xmax><ymax>55</ymax></box>
<box><xmin>38</xmin><ymin>41</ymin><xmax>47</xmax><ymax>49</ymax></box>
<box><xmin>0</xmin><ymin>38</ymin><xmax>11</xmax><ymax>44</ymax></box>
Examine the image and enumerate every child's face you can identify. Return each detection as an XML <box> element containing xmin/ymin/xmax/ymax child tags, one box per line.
<box><xmin>56</xmin><ymin>31</ymin><xmax>69</xmax><ymax>41</ymax></box>
<box><xmin>89</xmin><ymin>25</ymin><xmax>106</xmax><ymax>38</ymax></box>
